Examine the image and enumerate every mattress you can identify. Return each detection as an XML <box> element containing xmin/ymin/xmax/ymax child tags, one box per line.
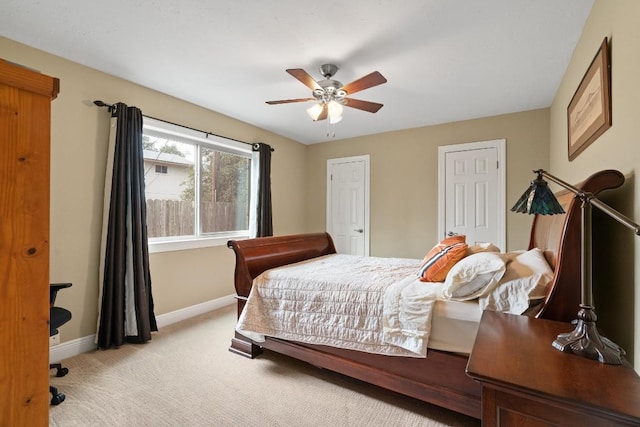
<box><xmin>428</xmin><ymin>291</ymin><xmax>482</xmax><ymax>354</ymax></box>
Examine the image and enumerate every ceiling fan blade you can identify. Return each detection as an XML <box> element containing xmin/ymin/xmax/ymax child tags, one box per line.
<box><xmin>344</xmin><ymin>98</ymin><xmax>384</xmax><ymax>113</ymax></box>
<box><xmin>286</xmin><ymin>69</ymin><xmax>321</xmax><ymax>90</ymax></box>
<box><xmin>266</xmin><ymin>98</ymin><xmax>315</xmax><ymax>105</ymax></box>
<box><xmin>341</xmin><ymin>71</ymin><xmax>387</xmax><ymax>95</ymax></box>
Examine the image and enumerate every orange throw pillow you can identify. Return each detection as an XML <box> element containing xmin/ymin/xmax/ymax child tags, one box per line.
<box><xmin>418</xmin><ymin>235</ymin><xmax>468</xmax><ymax>282</ymax></box>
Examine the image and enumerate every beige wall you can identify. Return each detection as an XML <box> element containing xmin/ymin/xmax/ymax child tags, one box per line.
<box><xmin>306</xmin><ymin>109</ymin><xmax>550</xmax><ymax>259</ymax></box>
<box><xmin>549</xmin><ymin>0</ymin><xmax>640</xmax><ymax>369</ymax></box>
<box><xmin>0</xmin><ymin>37</ymin><xmax>308</xmax><ymax>342</ymax></box>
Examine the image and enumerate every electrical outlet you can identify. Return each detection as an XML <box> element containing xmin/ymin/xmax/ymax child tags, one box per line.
<box><xmin>50</xmin><ymin>332</ymin><xmax>60</xmax><ymax>347</ymax></box>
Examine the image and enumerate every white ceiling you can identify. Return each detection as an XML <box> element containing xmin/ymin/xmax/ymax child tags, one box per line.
<box><xmin>1</xmin><ymin>0</ymin><xmax>594</xmax><ymax>144</ymax></box>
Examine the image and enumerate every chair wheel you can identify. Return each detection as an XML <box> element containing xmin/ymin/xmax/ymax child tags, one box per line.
<box><xmin>56</xmin><ymin>367</ymin><xmax>69</xmax><ymax>377</ymax></box>
<box><xmin>50</xmin><ymin>392</ymin><xmax>65</xmax><ymax>405</ymax></box>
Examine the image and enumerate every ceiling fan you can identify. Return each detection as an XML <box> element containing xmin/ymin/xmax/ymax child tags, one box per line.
<box><xmin>266</xmin><ymin>64</ymin><xmax>387</xmax><ymax>123</ymax></box>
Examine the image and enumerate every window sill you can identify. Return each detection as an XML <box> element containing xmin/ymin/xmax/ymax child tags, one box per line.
<box><xmin>148</xmin><ymin>233</ymin><xmax>249</xmax><ymax>253</ymax></box>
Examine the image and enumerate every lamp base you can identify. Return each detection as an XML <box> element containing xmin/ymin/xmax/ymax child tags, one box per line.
<box><xmin>552</xmin><ymin>305</ymin><xmax>625</xmax><ymax>365</ymax></box>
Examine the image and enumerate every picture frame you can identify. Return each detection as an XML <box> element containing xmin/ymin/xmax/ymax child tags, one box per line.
<box><xmin>567</xmin><ymin>37</ymin><xmax>611</xmax><ymax>161</ymax></box>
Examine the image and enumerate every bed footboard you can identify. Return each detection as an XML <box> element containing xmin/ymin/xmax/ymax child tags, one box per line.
<box><xmin>227</xmin><ymin>232</ymin><xmax>337</xmax><ymax>357</ymax></box>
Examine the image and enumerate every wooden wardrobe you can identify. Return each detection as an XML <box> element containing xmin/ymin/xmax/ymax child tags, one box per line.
<box><xmin>0</xmin><ymin>59</ymin><xmax>59</xmax><ymax>425</ymax></box>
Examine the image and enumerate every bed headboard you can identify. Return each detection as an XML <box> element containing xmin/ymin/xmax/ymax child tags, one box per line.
<box><xmin>529</xmin><ymin>169</ymin><xmax>624</xmax><ymax>322</ymax></box>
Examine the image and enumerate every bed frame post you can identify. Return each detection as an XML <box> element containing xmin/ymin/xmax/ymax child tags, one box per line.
<box><xmin>229</xmin><ymin>331</ymin><xmax>262</xmax><ymax>358</ymax></box>
<box><xmin>229</xmin><ymin>296</ymin><xmax>262</xmax><ymax>358</ymax></box>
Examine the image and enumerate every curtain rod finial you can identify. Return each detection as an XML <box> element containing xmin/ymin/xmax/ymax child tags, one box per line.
<box><xmin>94</xmin><ymin>100</ymin><xmax>116</xmax><ymax>113</ymax></box>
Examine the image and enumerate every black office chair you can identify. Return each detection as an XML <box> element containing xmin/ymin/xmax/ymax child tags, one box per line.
<box><xmin>50</xmin><ymin>282</ymin><xmax>72</xmax><ymax>405</ymax></box>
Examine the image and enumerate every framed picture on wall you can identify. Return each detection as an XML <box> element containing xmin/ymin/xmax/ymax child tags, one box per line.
<box><xmin>567</xmin><ymin>37</ymin><xmax>611</xmax><ymax>161</ymax></box>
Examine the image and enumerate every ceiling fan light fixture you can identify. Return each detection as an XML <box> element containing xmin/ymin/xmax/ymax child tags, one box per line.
<box><xmin>306</xmin><ymin>102</ymin><xmax>324</xmax><ymax>121</ymax></box>
<box><xmin>327</xmin><ymin>100</ymin><xmax>343</xmax><ymax>123</ymax></box>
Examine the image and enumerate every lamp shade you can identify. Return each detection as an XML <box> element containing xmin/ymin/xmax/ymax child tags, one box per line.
<box><xmin>511</xmin><ymin>175</ymin><xmax>565</xmax><ymax>215</ymax></box>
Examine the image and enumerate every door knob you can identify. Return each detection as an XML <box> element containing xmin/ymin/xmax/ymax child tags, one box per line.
<box><xmin>354</xmin><ymin>229</ymin><xmax>364</xmax><ymax>233</ymax></box>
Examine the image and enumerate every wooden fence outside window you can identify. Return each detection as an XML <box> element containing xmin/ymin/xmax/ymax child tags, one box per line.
<box><xmin>146</xmin><ymin>199</ymin><xmax>246</xmax><ymax>238</ymax></box>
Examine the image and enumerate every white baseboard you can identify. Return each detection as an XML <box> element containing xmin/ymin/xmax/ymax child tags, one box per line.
<box><xmin>50</xmin><ymin>294</ymin><xmax>235</xmax><ymax>363</ymax></box>
<box><xmin>154</xmin><ymin>294</ymin><xmax>235</xmax><ymax>329</ymax></box>
<box><xmin>50</xmin><ymin>334</ymin><xmax>97</xmax><ymax>364</ymax></box>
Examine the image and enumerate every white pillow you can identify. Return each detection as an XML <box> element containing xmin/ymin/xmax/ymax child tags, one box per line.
<box><xmin>442</xmin><ymin>252</ymin><xmax>506</xmax><ymax>301</ymax></box>
<box><xmin>479</xmin><ymin>248</ymin><xmax>554</xmax><ymax>314</ymax></box>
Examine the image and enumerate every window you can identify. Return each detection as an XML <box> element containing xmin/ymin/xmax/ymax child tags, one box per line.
<box><xmin>142</xmin><ymin>117</ymin><xmax>252</xmax><ymax>252</ymax></box>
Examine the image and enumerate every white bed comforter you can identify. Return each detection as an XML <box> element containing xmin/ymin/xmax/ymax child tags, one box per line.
<box><xmin>236</xmin><ymin>254</ymin><xmax>440</xmax><ymax>357</ymax></box>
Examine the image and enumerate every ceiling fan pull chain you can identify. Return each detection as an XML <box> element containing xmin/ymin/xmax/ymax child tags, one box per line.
<box><xmin>326</xmin><ymin>121</ymin><xmax>336</xmax><ymax>138</ymax></box>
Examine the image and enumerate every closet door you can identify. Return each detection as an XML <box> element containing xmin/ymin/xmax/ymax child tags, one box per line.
<box><xmin>0</xmin><ymin>59</ymin><xmax>59</xmax><ymax>426</ymax></box>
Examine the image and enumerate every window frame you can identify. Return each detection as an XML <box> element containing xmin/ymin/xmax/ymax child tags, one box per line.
<box><xmin>142</xmin><ymin>117</ymin><xmax>252</xmax><ymax>253</ymax></box>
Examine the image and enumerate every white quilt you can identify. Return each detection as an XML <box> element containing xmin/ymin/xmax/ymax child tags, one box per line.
<box><xmin>236</xmin><ymin>254</ymin><xmax>439</xmax><ymax>357</ymax></box>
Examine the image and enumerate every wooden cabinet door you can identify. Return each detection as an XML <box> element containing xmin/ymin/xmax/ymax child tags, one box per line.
<box><xmin>0</xmin><ymin>59</ymin><xmax>58</xmax><ymax>426</ymax></box>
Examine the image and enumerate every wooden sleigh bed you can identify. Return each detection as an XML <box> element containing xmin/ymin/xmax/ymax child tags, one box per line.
<box><xmin>227</xmin><ymin>169</ymin><xmax>624</xmax><ymax>419</ymax></box>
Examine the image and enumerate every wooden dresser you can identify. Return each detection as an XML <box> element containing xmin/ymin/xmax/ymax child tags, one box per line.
<box><xmin>0</xmin><ymin>59</ymin><xmax>59</xmax><ymax>426</ymax></box>
<box><xmin>467</xmin><ymin>311</ymin><xmax>640</xmax><ymax>426</ymax></box>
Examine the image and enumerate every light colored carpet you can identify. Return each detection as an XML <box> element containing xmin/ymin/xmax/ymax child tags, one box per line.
<box><xmin>49</xmin><ymin>305</ymin><xmax>480</xmax><ymax>427</ymax></box>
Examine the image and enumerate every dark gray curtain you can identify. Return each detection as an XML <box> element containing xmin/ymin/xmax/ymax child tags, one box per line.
<box><xmin>97</xmin><ymin>102</ymin><xmax>157</xmax><ymax>348</ymax></box>
<box><xmin>253</xmin><ymin>143</ymin><xmax>273</xmax><ymax>237</ymax></box>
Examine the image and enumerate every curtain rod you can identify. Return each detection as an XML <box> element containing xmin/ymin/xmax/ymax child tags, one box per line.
<box><xmin>93</xmin><ymin>100</ymin><xmax>273</xmax><ymax>151</ymax></box>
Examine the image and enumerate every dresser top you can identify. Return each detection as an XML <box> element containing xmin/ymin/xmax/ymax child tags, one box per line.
<box><xmin>467</xmin><ymin>311</ymin><xmax>640</xmax><ymax>420</ymax></box>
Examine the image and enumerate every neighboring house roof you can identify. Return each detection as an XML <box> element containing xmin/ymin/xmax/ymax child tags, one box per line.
<box><xmin>143</xmin><ymin>150</ymin><xmax>193</xmax><ymax>166</ymax></box>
